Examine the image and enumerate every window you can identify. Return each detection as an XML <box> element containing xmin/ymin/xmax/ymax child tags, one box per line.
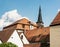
<box><xmin>20</xmin><ymin>35</ymin><xmax>23</xmax><ymax>39</ymax></box>
<box><xmin>30</xmin><ymin>25</ymin><xmax>34</xmax><ymax>29</ymax></box>
<box><xmin>11</xmin><ymin>37</ymin><xmax>13</xmax><ymax>39</ymax></box>
<box><xmin>17</xmin><ymin>30</ymin><xmax>23</xmax><ymax>32</ymax></box>
<box><xmin>22</xmin><ymin>24</ymin><xmax>25</xmax><ymax>28</ymax></box>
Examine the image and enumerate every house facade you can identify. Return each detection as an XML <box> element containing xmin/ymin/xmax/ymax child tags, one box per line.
<box><xmin>50</xmin><ymin>11</ymin><xmax>60</xmax><ymax>47</ymax></box>
<box><xmin>7</xmin><ymin>30</ymin><xmax>23</xmax><ymax>47</ymax></box>
<box><xmin>0</xmin><ymin>27</ymin><xmax>30</xmax><ymax>47</ymax></box>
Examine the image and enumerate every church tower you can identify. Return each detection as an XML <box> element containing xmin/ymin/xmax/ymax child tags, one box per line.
<box><xmin>36</xmin><ymin>6</ymin><xmax>44</xmax><ymax>28</ymax></box>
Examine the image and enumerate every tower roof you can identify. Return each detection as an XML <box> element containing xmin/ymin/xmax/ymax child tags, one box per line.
<box><xmin>36</xmin><ymin>6</ymin><xmax>43</xmax><ymax>24</ymax></box>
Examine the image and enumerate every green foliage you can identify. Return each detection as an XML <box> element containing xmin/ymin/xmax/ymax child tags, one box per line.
<box><xmin>0</xmin><ymin>42</ymin><xmax>18</xmax><ymax>47</ymax></box>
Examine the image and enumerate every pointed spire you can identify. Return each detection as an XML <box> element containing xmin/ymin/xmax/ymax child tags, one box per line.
<box><xmin>36</xmin><ymin>6</ymin><xmax>44</xmax><ymax>28</ymax></box>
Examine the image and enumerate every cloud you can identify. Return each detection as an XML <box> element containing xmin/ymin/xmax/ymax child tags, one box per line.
<box><xmin>2</xmin><ymin>10</ymin><xmax>22</xmax><ymax>22</ymax></box>
<box><xmin>58</xmin><ymin>9</ymin><xmax>60</xmax><ymax>12</ymax></box>
<box><xmin>0</xmin><ymin>9</ymin><xmax>28</xmax><ymax>30</ymax></box>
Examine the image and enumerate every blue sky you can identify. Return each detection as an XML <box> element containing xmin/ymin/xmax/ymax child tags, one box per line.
<box><xmin>0</xmin><ymin>0</ymin><xmax>60</xmax><ymax>26</ymax></box>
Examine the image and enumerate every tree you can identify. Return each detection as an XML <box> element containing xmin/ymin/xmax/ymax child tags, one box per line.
<box><xmin>0</xmin><ymin>42</ymin><xmax>18</xmax><ymax>47</ymax></box>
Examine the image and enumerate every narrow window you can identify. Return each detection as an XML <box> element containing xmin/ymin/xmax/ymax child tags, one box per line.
<box><xmin>22</xmin><ymin>24</ymin><xmax>25</xmax><ymax>28</ymax></box>
<box><xmin>11</xmin><ymin>37</ymin><xmax>13</xmax><ymax>39</ymax></box>
<box><xmin>21</xmin><ymin>35</ymin><xmax>23</xmax><ymax>39</ymax></box>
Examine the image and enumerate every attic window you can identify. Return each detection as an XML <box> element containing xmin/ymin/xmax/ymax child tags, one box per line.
<box><xmin>11</xmin><ymin>37</ymin><xmax>13</xmax><ymax>38</ymax></box>
<box><xmin>20</xmin><ymin>35</ymin><xmax>23</xmax><ymax>39</ymax></box>
<box><xmin>22</xmin><ymin>24</ymin><xmax>25</xmax><ymax>28</ymax></box>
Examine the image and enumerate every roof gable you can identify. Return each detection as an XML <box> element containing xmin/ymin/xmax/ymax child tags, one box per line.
<box><xmin>15</xmin><ymin>18</ymin><xmax>30</xmax><ymax>24</ymax></box>
<box><xmin>3</xmin><ymin>18</ymin><xmax>30</xmax><ymax>29</ymax></box>
<box><xmin>3</xmin><ymin>18</ymin><xmax>37</xmax><ymax>29</ymax></box>
<box><xmin>0</xmin><ymin>27</ymin><xmax>16</xmax><ymax>42</ymax></box>
<box><xmin>50</xmin><ymin>11</ymin><xmax>60</xmax><ymax>26</ymax></box>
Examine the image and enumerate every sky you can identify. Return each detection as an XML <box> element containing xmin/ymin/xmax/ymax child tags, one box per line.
<box><xmin>0</xmin><ymin>0</ymin><xmax>60</xmax><ymax>29</ymax></box>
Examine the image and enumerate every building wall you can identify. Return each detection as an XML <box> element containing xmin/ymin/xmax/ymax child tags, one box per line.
<box><xmin>7</xmin><ymin>30</ymin><xmax>23</xmax><ymax>47</ymax></box>
<box><xmin>17</xmin><ymin>24</ymin><xmax>37</xmax><ymax>30</ymax></box>
<box><xmin>16</xmin><ymin>24</ymin><xmax>30</xmax><ymax>30</ymax></box>
<box><xmin>50</xmin><ymin>25</ymin><xmax>60</xmax><ymax>47</ymax></box>
<box><xmin>16</xmin><ymin>24</ymin><xmax>23</xmax><ymax>29</ymax></box>
<box><xmin>20</xmin><ymin>33</ymin><xmax>29</xmax><ymax>44</ymax></box>
<box><xmin>25</xmin><ymin>25</ymin><xmax>30</xmax><ymax>30</ymax></box>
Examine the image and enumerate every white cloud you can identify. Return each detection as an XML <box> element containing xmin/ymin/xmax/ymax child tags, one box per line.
<box><xmin>2</xmin><ymin>10</ymin><xmax>22</xmax><ymax>22</ymax></box>
<box><xmin>58</xmin><ymin>9</ymin><xmax>60</xmax><ymax>12</ymax></box>
<box><xmin>0</xmin><ymin>9</ymin><xmax>29</xmax><ymax>30</ymax></box>
<box><xmin>0</xmin><ymin>19</ymin><xmax>4</xmax><ymax>27</ymax></box>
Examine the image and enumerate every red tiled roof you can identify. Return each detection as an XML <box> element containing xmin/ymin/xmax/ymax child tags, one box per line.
<box><xmin>24</xmin><ymin>27</ymin><xmax>50</xmax><ymax>42</ymax></box>
<box><xmin>50</xmin><ymin>11</ymin><xmax>60</xmax><ymax>26</ymax></box>
<box><xmin>3</xmin><ymin>18</ymin><xmax>29</xmax><ymax>29</ymax></box>
<box><xmin>3</xmin><ymin>18</ymin><xmax>37</xmax><ymax>29</ymax></box>
<box><xmin>0</xmin><ymin>26</ymin><xmax>16</xmax><ymax>42</ymax></box>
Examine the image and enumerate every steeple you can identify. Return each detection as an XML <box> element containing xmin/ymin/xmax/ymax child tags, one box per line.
<box><xmin>36</xmin><ymin>6</ymin><xmax>44</xmax><ymax>28</ymax></box>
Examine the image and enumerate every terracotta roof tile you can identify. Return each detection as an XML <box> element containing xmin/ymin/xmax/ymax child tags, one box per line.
<box><xmin>0</xmin><ymin>26</ymin><xmax>16</xmax><ymax>43</ymax></box>
<box><xmin>50</xmin><ymin>11</ymin><xmax>60</xmax><ymax>26</ymax></box>
<box><xmin>24</xmin><ymin>27</ymin><xmax>50</xmax><ymax>42</ymax></box>
<box><xmin>14</xmin><ymin>18</ymin><xmax>37</xmax><ymax>26</ymax></box>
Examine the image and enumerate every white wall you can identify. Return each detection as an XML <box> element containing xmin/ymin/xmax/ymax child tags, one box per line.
<box><xmin>7</xmin><ymin>30</ymin><xmax>23</xmax><ymax>47</ymax></box>
<box><xmin>30</xmin><ymin>25</ymin><xmax>34</xmax><ymax>30</ymax></box>
<box><xmin>50</xmin><ymin>25</ymin><xmax>60</xmax><ymax>47</ymax></box>
<box><xmin>0</xmin><ymin>40</ymin><xmax>2</xmax><ymax>44</ymax></box>
<box><xmin>20</xmin><ymin>33</ymin><xmax>29</xmax><ymax>44</ymax></box>
<box><xmin>18</xmin><ymin>30</ymin><xmax>23</xmax><ymax>32</ymax></box>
